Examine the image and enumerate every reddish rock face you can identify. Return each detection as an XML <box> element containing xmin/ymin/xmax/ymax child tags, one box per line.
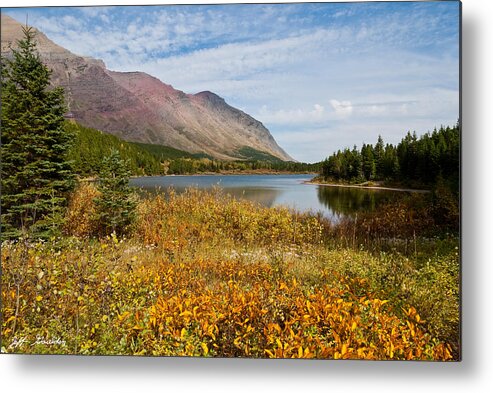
<box><xmin>1</xmin><ymin>14</ymin><xmax>293</xmax><ymax>161</ymax></box>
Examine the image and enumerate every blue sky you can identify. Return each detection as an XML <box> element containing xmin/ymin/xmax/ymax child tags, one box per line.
<box><xmin>4</xmin><ymin>1</ymin><xmax>460</xmax><ymax>163</ymax></box>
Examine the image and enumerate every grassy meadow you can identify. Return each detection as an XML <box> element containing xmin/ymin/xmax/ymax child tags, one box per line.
<box><xmin>1</xmin><ymin>184</ymin><xmax>459</xmax><ymax>360</ymax></box>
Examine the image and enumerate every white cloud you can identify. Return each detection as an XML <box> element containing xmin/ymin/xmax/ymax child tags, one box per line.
<box><xmin>329</xmin><ymin>99</ymin><xmax>353</xmax><ymax>118</ymax></box>
<box><xmin>61</xmin><ymin>15</ymin><xmax>82</xmax><ymax>29</ymax></box>
<box><xmin>257</xmin><ymin>104</ymin><xmax>326</xmax><ymax>125</ymax></box>
<box><xmin>99</xmin><ymin>13</ymin><xmax>110</xmax><ymax>24</ymax></box>
<box><xmin>77</xmin><ymin>6</ymin><xmax>114</xmax><ymax>19</ymax></box>
<box><xmin>139</xmin><ymin>28</ymin><xmax>338</xmax><ymax>79</ymax></box>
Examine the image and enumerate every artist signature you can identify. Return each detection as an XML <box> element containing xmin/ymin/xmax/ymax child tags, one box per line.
<box><xmin>9</xmin><ymin>335</ymin><xmax>67</xmax><ymax>349</ymax></box>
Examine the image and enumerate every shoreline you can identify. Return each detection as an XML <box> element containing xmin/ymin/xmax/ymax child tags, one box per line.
<box><xmin>80</xmin><ymin>172</ymin><xmax>318</xmax><ymax>181</ymax></box>
<box><xmin>129</xmin><ymin>171</ymin><xmax>318</xmax><ymax>179</ymax></box>
<box><xmin>307</xmin><ymin>181</ymin><xmax>430</xmax><ymax>193</ymax></box>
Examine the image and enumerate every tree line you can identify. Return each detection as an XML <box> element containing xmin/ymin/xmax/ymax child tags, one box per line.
<box><xmin>164</xmin><ymin>157</ymin><xmax>319</xmax><ymax>175</ymax></box>
<box><xmin>320</xmin><ymin>124</ymin><xmax>460</xmax><ymax>191</ymax></box>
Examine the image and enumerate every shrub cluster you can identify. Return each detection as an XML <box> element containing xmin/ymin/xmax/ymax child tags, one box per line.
<box><xmin>1</xmin><ymin>238</ymin><xmax>452</xmax><ymax>359</ymax></box>
<box><xmin>136</xmin><ymin>188</ymin><xmax>328</xmax><ymax>250</ymax></box>
<box><xmin>1</xmin><ymin>186</ymin><xmax>459</xmax><ymax>359</ymax></box>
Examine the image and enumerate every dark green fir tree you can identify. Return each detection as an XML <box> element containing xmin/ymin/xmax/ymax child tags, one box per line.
<box><xmin>93</xmin><ymin>149</ymin><xmax>137</xmax><ymax>237</ymax></box>
<box><xmin>1</xmin><ymin>26</ymin><xmax>75</xmax><ymax>239</ymax></box>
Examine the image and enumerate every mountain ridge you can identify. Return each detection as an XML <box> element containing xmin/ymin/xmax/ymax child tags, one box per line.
<box><xmin>1</xmin><ymin>14</ymin><xmax>293</xmax><ymax>161</ymax></box>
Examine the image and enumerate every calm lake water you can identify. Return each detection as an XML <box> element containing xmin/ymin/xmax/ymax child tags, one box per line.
<box><xmin>129</xmin><ymin>174</ymin><xmax>407</xmax><ymax>221</ymax></box>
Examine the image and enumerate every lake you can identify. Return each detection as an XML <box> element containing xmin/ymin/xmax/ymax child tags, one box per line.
<box><xmin>129</xmin><ymin>174</ymin><xmax>408</xmax><ymax>221</ymax></box>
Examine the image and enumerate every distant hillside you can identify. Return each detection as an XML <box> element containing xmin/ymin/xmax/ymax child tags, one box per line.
<box><xmin>234</xmin><ymin>146</ymin><xmax>284</xmax><ymax>162</ymax></box>
<box><xmin>131</xmin><ymin>142</ymin><xmax>211</xmax><ymax>161</ymax></box>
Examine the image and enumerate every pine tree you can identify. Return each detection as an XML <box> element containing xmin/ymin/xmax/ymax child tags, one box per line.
<box><xmin>374</xmin><ymin>135</ymin><xmax>385</xmax><ymax>179</ymax></box>
<box><xmin>1</xmin><ymin>26</ymin><xmax>75</xmax><ymax>239</ymax></box>
<box><xmin>349</xmin><ymin>145</ymin><xmax>363</xmax><ymax>181</ymax></box>
<box><xmin>93</xmin><ymin>149</ymin><xmax>137</xmax><ymax>237</ymax></box>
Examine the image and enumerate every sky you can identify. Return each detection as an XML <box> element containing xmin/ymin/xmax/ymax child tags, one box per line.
<box><xmin>3</xmin><ymin>1</ymin><xmax>460</xmax><ymax>163</ymax></box>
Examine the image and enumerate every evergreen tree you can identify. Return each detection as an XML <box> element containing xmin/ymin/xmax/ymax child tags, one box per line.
<box><xmin>381</xmin><ymin>144</ymin><xmax>399</xmax><ymax>179</ymax></box>
<box><xmin>1</xmin><ymin>26</ymin><xmax>75</xmax><ymax>239</ymax></box>
<box><xmin>374</xmin><ymin>135</ymin><xmax>385</xmax><ymax>178</ymax></box>
<box><xmin>361</xmin><ymin>144</ymin><xmax>376</xmax><ymax>181</ymax></box>
<box><xmin>349</xmin><ymin>145</ymin><xmax>363</xmax><ymax>181</ymax></box>
<box><xmin>93</xmin><ymin>149</ymin><xmax>137</xmax><ymax>236</ymax></box>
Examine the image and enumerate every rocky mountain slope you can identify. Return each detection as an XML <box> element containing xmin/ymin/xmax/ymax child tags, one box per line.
<box><xmin>1</xmin><ymin>14</ymin><xmax>293</xmax><ymax>161</ymax></box>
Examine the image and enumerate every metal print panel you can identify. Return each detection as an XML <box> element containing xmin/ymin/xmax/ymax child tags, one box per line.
<box><xmin>0</xmin><ymin>1</ymin><xmax>461</xmax><ymax>360</ymax></box>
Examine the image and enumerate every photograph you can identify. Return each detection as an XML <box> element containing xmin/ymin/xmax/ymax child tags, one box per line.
<box><xmin>1</xmin><ymin>1</ymin><xmax>460</xmax><ymax>360</ymax></box>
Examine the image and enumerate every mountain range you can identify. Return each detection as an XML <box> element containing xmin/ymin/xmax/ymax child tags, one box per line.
<box><xmin>1</xmin><ymin>14</ymin><xmax>293</xmax><ymax>161</ymax></box>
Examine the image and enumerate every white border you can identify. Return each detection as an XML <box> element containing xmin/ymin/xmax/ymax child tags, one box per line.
<box><xmin>1</xmin><ymin>1</ymin><xmax>492</xmax><ymax>392</ymax></box>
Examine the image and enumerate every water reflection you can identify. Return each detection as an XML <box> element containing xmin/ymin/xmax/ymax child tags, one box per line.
<box><xmin>316</xmin><ymin>185</ymin><xmax>402</xmax><ymax>218</ymax></box>
<box><xmin>223</xmin><ymin>187</ymin><xmax>282</xmax><ymax>208</ymax></box>
<box><xmin>130</xmin><ymin>175</ymin><xmax>406</xmax><ymax>220</ymax></box>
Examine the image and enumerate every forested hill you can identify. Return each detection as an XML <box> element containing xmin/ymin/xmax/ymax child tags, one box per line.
<box><xmin>67</xmin><ymin>122</ymin><xmax>164</xmax><ymax>176</ymax></box>
<box><xmin>67</xmin><ymin>122</ymin><xmax>318</xmax><ymax>176</ymax></box>
<box><xmin>319</xmin><ymin>123</ymin><xmax>460</xmax><ymax>192</ymax></box>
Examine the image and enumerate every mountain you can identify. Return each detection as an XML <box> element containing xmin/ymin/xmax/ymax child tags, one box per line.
<box><xmin>0</xmin><ymin>14</ymin><xmax>293</xmax><ymax>161</ymax></box>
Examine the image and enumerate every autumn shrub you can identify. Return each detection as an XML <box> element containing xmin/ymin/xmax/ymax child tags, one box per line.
<box><xmin>310</xmin><ymin>244</ymin><xmax>460</xmax><ymax>355</ymax></box>
<box><xmin>142</xmin><ymin>264</ymin><xmax>452</xmax><ymax>359</ymax></box>
<box><xmin>430</xmin><ymin>181</ymin><xmax>460</xmax><ymax>231</ymax></box>
<box><xmin>1</xmin><ymin>188</ymin><xmax>458</xmax><ymax>359</ymax></box>
<box><xmin>1</xmin><ymin>239</ymin><xmax>453</xmax><ymax>359</ymax></box>
<box><xmin>135</xmin><ymin>188</ymin><xmax>328</xmax><ymax>250</ymax></box>
<box><xmin>347</xmin><ymin>195</ymin><xmax>432</xmax><ymax>242</ymax></box>
<box><xmin>333</xmin><ymin>191</ymin><xmax>459</xmax><ymax>249</ymax></box>
<box><xmin>64</xmin><ymin>182</ymin><xmax>100</xmax><ymax>237</ymax></box>
<box><xmin>408</xmin><ymin>251</ymin><xmax>460</xmax><ymax>354</ymax></box>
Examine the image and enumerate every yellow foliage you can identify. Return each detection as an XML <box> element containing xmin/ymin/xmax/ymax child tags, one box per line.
<box><xmin>0</xmin><ymin>188</ymin><xmax>457</xmax><ymax>360</ymax></box>
<box><xmin>64</xmin><ymin>182</ymin><xmax>101</xmax><ymax>237</ymax></box>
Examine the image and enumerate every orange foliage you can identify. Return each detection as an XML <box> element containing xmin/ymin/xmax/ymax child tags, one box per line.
<box><xmin>125</xmin><ymin>259</ymin><xmax>452</xmax><ymax>360</ymax></box>
<box><xmin>64</xmin><ymin>182</ymin><xmax>100</xmax><ymax>237</ymax></box>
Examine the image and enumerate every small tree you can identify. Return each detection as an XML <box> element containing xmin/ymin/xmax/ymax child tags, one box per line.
<box><xmin>94</xmin><ymin>149</ymin><xmax>137</xmax><ymax>237</ymax></box>
<box><xmin>1</xmin><ymin>26</ymin><xmax>75</xmax><ymax>239</ymax></box>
